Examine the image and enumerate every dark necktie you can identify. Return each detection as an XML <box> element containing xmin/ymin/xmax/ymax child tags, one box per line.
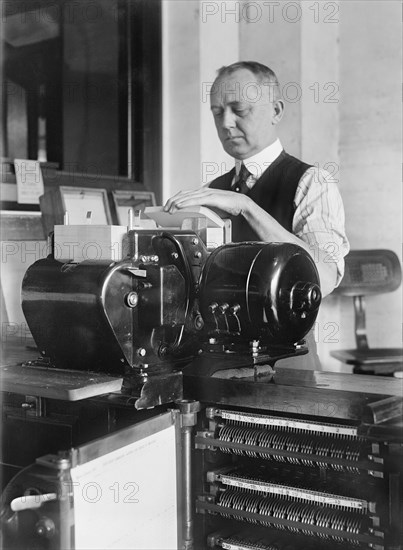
<box><xmin>232</xmin><ymin>163</ymin><xmax>251</xmax><ymax>194</ymax></box>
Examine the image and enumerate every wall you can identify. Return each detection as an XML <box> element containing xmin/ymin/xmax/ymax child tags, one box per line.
<box><xmin>162</xmin><ymin>0</ymin><xmax>402</xmax><ymax>370</ymax></box>
<box><xmin>162</xmin><ymin>0</ymin><xmax>240</xmax><ymax>200</ymax></box>
<box><xmin>162</xmin><ymin>1</ymin><xmax>200</xmax><ymax>202</ymax></box>
<box><xmin>338</xmin><ymin>1</ymin><xmax>402</xmax><ymax>358</ymax></box>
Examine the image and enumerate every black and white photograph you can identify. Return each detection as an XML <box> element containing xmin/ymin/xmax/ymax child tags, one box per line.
<box><xmin>0</xmin><ymin>1</ymin><xmax>402</xmax><ymax>549</ymax></box>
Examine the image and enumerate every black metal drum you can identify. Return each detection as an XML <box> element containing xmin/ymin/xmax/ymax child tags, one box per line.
<box><xmin>198</xmin><ymin>242</ymin><xmax>321</xmax><ymax>344</ymax></box>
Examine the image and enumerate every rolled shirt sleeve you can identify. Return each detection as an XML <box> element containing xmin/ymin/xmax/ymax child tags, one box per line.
<box><xmin>292</xmin><ymin>166</ymin><xmax>350</xmax><ymax>287</ymax></box>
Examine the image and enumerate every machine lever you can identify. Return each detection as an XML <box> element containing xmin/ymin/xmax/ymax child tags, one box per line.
<box><xmin>10</xmin><ymin>493</ymin><xmax>58</xmax><ymax>512</ymax></box>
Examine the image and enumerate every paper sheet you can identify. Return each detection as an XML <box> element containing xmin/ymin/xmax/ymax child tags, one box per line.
<box><xmin>71</xmin><ymin>425</ymin><xmax>178</xmax><ymax>550</ymax></box>
<box><xmin>14</xmin><ymin>159</ymin><xmax>44</xmax><ymax>204</ymax></box>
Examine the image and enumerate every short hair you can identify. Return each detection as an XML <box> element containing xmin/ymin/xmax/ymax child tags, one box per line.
<box><xmin>214</xmin><ymin>61</ymin><xmax>281</xmax><ymax>101</ymax></box>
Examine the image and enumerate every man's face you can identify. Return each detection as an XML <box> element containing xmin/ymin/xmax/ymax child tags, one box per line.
<box><xmin>210</xmin><ymin>68</ymin><xmax>284</xmax><ymax>160</ymax></box>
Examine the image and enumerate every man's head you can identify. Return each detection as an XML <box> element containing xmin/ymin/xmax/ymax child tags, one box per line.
<box><xmin>210</xmin><ymin>61</ymin><xmax>284</xmax><ymax>160</ymax></box>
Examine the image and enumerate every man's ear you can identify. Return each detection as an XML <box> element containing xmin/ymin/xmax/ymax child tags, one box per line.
<box><xmin>273</xmin><ymin>100</ymin><xmax>285</xmax><ymax>124</ymax></box>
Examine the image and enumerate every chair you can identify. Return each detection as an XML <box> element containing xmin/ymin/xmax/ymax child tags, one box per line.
<box><xmin>330</xmin><ymin>249</ymin><xmax>403</xmax><ymax>374</ymax></box>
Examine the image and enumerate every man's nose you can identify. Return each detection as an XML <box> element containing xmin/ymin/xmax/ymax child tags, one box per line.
<box><xmin>222</xmin><ymin>108</ymin><xmax>236</xmax><ymax>129</ymax></box>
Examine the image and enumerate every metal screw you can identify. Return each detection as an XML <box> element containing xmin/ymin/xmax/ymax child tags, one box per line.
<box><xmin>194</xmin><ymin>251</ymin><xmax>202</xmax><ymax>259</ymax></box>
<box><xmin>35</xmin><ymin>517</ymin><xmax>55</xmax><ymax>538</ymax></box>
<box><xmin>125</xmin><ymin>291</ymin><xmax>139</xmax><ymax>308</ymax></box>
<box><xmin>159</xmin><ymin>345</ymin><xmax>169</xmax><ymax>357</ymax></box>
<box><xmin>171</xmin><ymin>252</ymin><xmax>179</xmax><ymax>260</ymax></box>
<box><xmin>137</xmin><ymin>348</ymin><xmax>147</xmax><ymax>357</ymax></box>
<box><xmin>194</xmin><ymin>314</ymin><xmax>204</xmax><ymax>330</ymax></box>
<box><xmin>192</xmin><ymin>238</ymin><xmax>199</xmax><ymax>245</ymax></box>
<box><xmin>151</xmin><ymin>255</ymin><xmax>159</xmax><ymax>262</ymax></box>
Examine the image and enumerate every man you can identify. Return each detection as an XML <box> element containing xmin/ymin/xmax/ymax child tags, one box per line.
<box><xmin>164</xmin><ymin>61</ymin><xmax>349</xmax><ymax>368</ymax></box>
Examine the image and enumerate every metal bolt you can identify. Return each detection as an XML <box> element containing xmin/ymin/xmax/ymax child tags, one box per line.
<box><xmin>151</xmin><ymin>255</ymin><xmax>159</xmax><ymax>262</ymax></box>
<box><xmin>194</xmin><ymin>314</ymin><xmax>204</xmax><ymax>330</ymax></box>
<box><xmin>171</xmin><ymin>252</ymin><xmax>179</xmax><ymax>260</ymax></box>
<box><xmin>137</xmin><ymin>348</ymin><xmax>147</xmax><ymax>357</ymax></box>
<box><xmin>125</xmin><ymin>291</ymin><xmax>139</xmax><ymax>308</ymax></box>
<box><xmin>194</xmin><ymin>251</ymin><xmax>202</xmax><ymax>259</ymax></box>
<box><xmin>159</xmin><ymin>345</ymin><xmax>169</xmax><ymax>357</ymax></box>
<box><xmin>192</xmin><ymin>238</ymin><xmax>199</xmax><ymax>245</ymax></box>
<box><xmin>35</xmin><ymin>517</ymin><xmax>55</xmax><ymax>538</ymax></box>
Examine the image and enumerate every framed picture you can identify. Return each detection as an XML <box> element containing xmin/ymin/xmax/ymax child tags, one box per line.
<box><xmin>112</xmin><ymin>190</ymin><xmax>156</xmax><ymax>226</ymax></box>
<box><xmin>59</xmin><ymin>187</ymin><xmax>112</xmax><ymax>225</ymax></box>
<box><xmin>40</xmin><ymin>186</ymin><xmax>113</xmax><ymax>235</ymax></box>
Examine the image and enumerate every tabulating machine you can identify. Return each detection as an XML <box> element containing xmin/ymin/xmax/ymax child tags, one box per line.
<box><xmin>1</xmin><ymin>209</ymin><xmax>402</xmax><ymax>550</ymax></box>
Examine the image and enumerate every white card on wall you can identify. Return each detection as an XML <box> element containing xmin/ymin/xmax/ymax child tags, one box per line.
<box><xmin>14</xmin><ymin>159</ymin><xmax>44</xmax><ymax>204</ymax></box>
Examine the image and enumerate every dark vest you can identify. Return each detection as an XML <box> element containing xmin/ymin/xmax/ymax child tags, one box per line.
<box><xmin>209</xmin><ymin>150</ymin><xmax>311</xmax><ymax>242</ymax></box>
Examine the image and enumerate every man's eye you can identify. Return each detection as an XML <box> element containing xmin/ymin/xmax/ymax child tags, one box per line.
<box><xmin>234</xmin><ymin>108</ymin><xmax>248</xmax><ymax>116</ymax></box>
<box><xmin>212</xmin><ymin>110</ymin><xmax>223</xmax><ymax>118</ymax></box>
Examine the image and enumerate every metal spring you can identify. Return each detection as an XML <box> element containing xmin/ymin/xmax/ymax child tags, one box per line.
<box><xmin>217</xmin><ymin>425</ymin><xmax>364</xmax><ymax>472</ymax></box>
<box><xmin>219</xmin><ymin>470</ymin><xmax>368</xmax><ymax>516</ymax></box>
<box><xmin>216</xmin><ymin>489</ymin><xmax>368</xmax><ymax>542</ymax></box>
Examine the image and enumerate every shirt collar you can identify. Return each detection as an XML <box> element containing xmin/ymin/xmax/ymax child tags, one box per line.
<box><xmin>235</xmin><ymin>139</ymin><xmax>283</xmax><ymax>178</ymax></box>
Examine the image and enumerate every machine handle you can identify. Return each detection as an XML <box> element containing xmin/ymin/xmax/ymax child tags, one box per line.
<box><xmin>10</xmin><ymin>493</ymin><xmax>57</xmax><ymax>512</ymax></box>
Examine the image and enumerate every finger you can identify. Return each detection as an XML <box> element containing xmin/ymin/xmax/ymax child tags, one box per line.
<box><xmin>164</xmin><ymin>188</ymin><xmax>204</xmax><ymax>211</ymax></box>
<box><xmin>163</xmin><ymin>190</ymin><xmax>186</xmax><ymax>211</ymax></box>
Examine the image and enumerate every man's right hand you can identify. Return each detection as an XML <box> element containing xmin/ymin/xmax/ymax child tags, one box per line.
<box><xmin>163</xmin><ymin>187</ymin><xmax>250</xmax><ymax>217</ymax></box>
